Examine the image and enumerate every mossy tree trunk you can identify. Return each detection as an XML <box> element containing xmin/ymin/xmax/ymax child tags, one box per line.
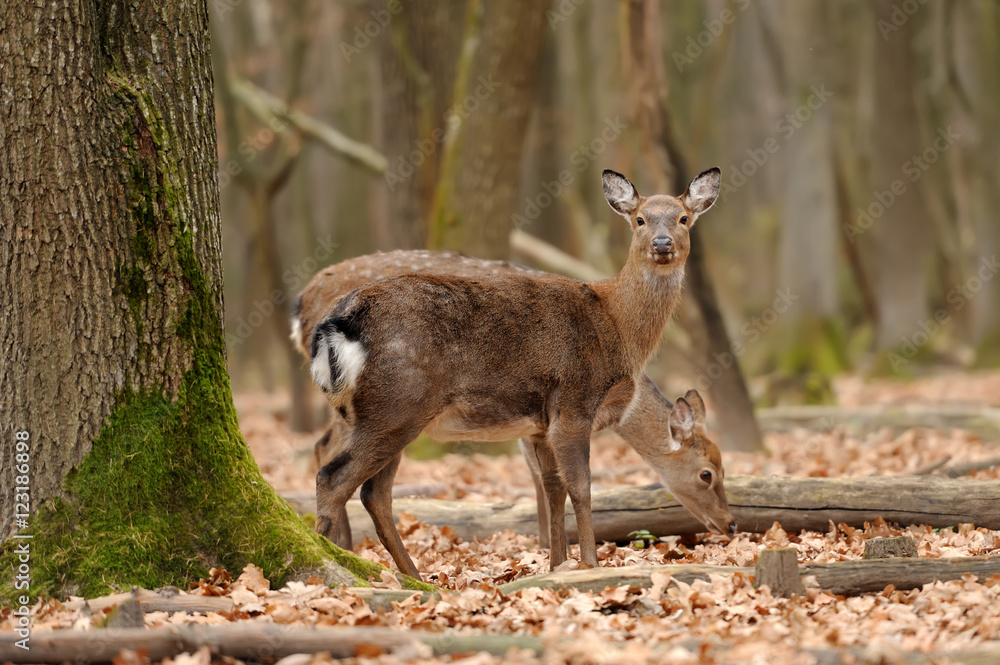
<box><xmin>0</xmin><ymin>0</ymin><xmax>418</xmax><ymax>600</ymax></box>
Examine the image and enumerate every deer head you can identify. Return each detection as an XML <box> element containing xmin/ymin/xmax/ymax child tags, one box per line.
<box><xmin>618</xmin><ymin>383</ymin><xmax>735</xmax><ymax>537</ymax></box>
<box><xmin>603</xmin><ymin>168</ymin><xmax>722</xmax><ymax>273</ymax></box>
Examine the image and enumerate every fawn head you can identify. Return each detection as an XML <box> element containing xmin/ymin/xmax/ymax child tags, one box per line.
<box><xmin>602</xmin><ymin>168</ymin><xmax>721</xmax><ymax>273</ymax></box>
<box><xmin>658</xmin><ymin>390</ymin><xmax>735</xmax><ymax>536</ymax></box>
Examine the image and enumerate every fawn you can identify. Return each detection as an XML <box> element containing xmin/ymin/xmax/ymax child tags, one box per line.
<box><xmin>307</xmin><ymin>168</ymin><xmax>730</xmax><ymax>576</ymax></box>
<box><xmin>293</xmin><ymin>249</ymin><xmax>734</xmax><ymax>558</ymax></box>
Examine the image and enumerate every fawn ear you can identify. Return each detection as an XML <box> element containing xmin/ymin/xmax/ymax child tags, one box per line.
<box><xmin>682</xmin><ymin>167</ymin><xmax>721</xmax><ymax>219</ymax></box>
<box><xmin>602</xmin><ymin>169</ymin><xmax>640</xmax><ymax>218</ymax></box>
<box><xmin>669</xmin><ymin>397</ymin><xmax>696</xmax><ymax>447</ymax></box>
<box><xmin>683</xmin><ymin>389</ymin><xmax>707</xmax><ymax>425</ymax></box>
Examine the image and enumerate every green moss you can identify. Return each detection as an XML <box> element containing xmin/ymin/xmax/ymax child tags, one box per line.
<box><xmin>760</xmin><ymin>316</ymin><xmax>846</xmax><ymax>406</ymax></box>
<box><xmin>972</xmin><ymin>331</ymin><xmax>1000</xmax><ymax>369</ymax></box>
<box><xmin>0</xmin><ymin>75</ymin><xmax>434</xmax><ymax>604</ymax></box>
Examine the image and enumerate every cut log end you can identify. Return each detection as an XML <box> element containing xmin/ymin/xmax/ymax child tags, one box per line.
<box><xmin>863</xmin><ymin>536</ymin><xmax>919</xmax><ymax>560</ymax></box>
<box><xmin>756</xmin><ymin>548</ymin><xmax>805</xmax><ymax>598</ymax></box>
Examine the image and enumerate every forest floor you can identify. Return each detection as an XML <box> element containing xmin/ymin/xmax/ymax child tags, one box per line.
<box><xmin>6</xmin><ymin>369</ymin><xmax>1000</xmax><ymax>664</ymax></box>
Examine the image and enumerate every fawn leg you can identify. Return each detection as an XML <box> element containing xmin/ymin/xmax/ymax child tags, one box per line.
<box><xmin>315</xmin><ymin>427</ymin><xmax>411</xmax><ymax>555</ymax></box>
<box><xmin>533</xmin><ymin>442</ymin><xmax>570</xmax><ymax>569</ymax></box>
<box><xmin>360</xmin><ymin>452</ymin><xmax>421</xmax><ymax>579</ymax></box>
<box><xmin>314</xmin><ymin>423</ymin><xmax>355</xmax><ymax>550</ymax></box>
<box><xmin>519</xmin><ymin>436</ymin><xmax>551</xmax><ymax>549</ymax></box>
<box><xmin>550</xmin><ymin>421</ymin><xmax>599</xmax><ymax>568</ymax></box>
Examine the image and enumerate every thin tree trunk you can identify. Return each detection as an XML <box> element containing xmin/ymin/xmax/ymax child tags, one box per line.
<box><xmin>621</xmin><ymin>0</ymin><xmax>764</xmax><ymax>452</ymax></box>
<box><xmin>374</xmin><ymin>0</ymin><xmax>464</xmax><ymax>249</ymax></box>
<box><xmin>871</xmin><ymin>0</ymin><xmax>933</xmax><ymax>356</ymax></box>
<box><xmin>0</xmin><ymin>0</ymin><xmax>412</xmax><ymax>599</ymax></box>
<box><xmin>429</xmin><ymin>0</ymin><xmax>549</xmax><ymax>259</ymax></box>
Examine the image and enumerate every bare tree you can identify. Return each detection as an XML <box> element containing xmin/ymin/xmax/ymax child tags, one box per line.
<box><xmin>870</xmin><ymin>0</ymin><xmax>933</xmax><ymax>358</ymax></box>
<box><xmin>621</xmin><ymin>0</ymin><xmax>764</xmax><ymax>452</ymax></box>
<box><xmin>429</xmin><ymin>0</ymin><xmax>549</xmax><ymax>259</ymax></box>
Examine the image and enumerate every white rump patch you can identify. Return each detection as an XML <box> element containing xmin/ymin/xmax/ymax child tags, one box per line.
<box><xmin>310</xmin><ymin>336</ymin><xmax>333</xmax><ymax>391</ymax></box>
<box><xmin>289</xmin><ymin>316</ymin><xmax>304</xmax><ymax>355</ymax></box>
<box><xmin>310</xmin><ymin>329</ymin><xmax>367</xmax><ymax>399</ymax></box>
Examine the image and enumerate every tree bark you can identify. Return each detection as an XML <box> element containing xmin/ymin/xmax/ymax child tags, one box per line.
<box><xmin>0</xmin><ymin>0</ymin><xmax>418</xmax><ymax>600</ymax></box>
<box><xmin>871</xmin><ymin>0</ymin><xmax>933</xmax><ymax>355</ymax></box>
<box><xmin>373</xmin><ymin>0</ymin><xmax>464</xmax><ymax>250</ymax></box>
<box><xmin>429</xmin><ymin>0</ymin><xmax>549</xmax><ymax>259</ymax></box>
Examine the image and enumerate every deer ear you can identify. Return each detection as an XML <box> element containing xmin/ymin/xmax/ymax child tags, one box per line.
<box><xmin>682</xmin><ymin>167</ymin><xmax>721</xmax><ymax>218</ymax></box>
<box><xmin>683</xmin><ymin>389</ymin><xmax>707</xmax><ymax>425</ymax></box>
<box><xmin>669</xmin><ymin>397</ymin><xmax>696</xmax><ymax>445</ymax></box>
<box><xmin>602</xmin><ymin>169</ymin><xmax>640</xmax><ymax>218</ymax></box>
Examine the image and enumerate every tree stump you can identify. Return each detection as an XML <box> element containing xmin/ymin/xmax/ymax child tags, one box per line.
<box><xmin>863</xmin><ymin>536</ymin><xmax>918</xmax><ymax>560</ymax></box>
<box><xmin>755</xmin><ymin>548</ymin><xmax>805</xmax><ymax>598</ymax></box>
<box><xmin>103</xmin><ymin>599</ymin><xmax>145</xmax><ymax>629</ymax></box>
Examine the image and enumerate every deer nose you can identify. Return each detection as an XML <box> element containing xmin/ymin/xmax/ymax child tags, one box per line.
<box><xmin>728</xmin><ymin>521</ymin><xmax>738</xmax><ymax>537</ymax></box>
<box><xmin>652</xmin><ymin>235</ymin><xmax>672</xmax><ymax>252</ymax></box>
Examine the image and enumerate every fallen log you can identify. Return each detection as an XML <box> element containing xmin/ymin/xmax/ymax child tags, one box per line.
<box><xmin>285</xmin><ymin>476</ymin><xmax>1000</xmax><ymax>543</ymax></box>
<box><xmin>756</xmin><ymin>404</ymin><xmax>1000</xmax><ymax>440</ymax></box>
<box><xmin>61</xmin><ymin>587</ymin><xmax>433</xmax><ymax>616</ymax></box>
<box><xmin>499</xmin><ymin>555</ymin><xmax>1000</xmax><ymax>597</ymax></box>
<box><xmin>0</xmin><ymin>624</ymin><xmax>542</xmax><ymax>663</ymax></box>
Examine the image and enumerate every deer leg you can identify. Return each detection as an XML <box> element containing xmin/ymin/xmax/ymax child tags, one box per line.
<box><xmin>315</xmin><ymin>426</ymin><xmax>413</xmax><ymax>556</ymax></box>
<box><xmin>359</xmin><ymin>452</ymin><xmax>421</xmax><ymax>579</ymax></box>
<box><xmin>533</xmin><ymin>442</ymin><xmax>570</xmax><ymax>569</ymax></box>
<box><xmin>519</xmin><ymin>436</ymin><xmax>551</xmax><ymax>549</ymax></box>
<box><xmin>550</xmin><ymin>421</ymin><xmax>599</xmax><ymax>569</ymax></box>
<box><xmin>333</xmin><ymin>504</ymin><xmax>353</xmax><ymax>551</ymax></box>
<box><xmin>314</xmin><ymin>422</ymin><xmax>356</xmax><ymax>550</ymax></box>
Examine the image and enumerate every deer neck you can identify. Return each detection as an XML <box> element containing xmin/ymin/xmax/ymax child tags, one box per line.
<box><xmin>594</xmin><ymin>259</ymin><xmax>685</xmax><ymax>371</ymax></box>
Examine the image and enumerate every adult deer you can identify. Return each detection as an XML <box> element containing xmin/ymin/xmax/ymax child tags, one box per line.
<box><xmin>307</xmin><ymin>168</ymin><xmax>730</xmax><ymax>577</ymax></box>
<box><xmin>293</xmin><ymin>250</ymin><xmax>734</xmax><ymax>559</ymax></box>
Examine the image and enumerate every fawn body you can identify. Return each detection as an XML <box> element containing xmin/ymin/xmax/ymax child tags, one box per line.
<box><xmin>293</xmin><ymin>249</ymin><xmax>733</xmax><ymax>553</ymax></box>
<box><xmin>307</xmin><ymin>169</ymin><xmax>729</xmax><ymax>576</ymax></box>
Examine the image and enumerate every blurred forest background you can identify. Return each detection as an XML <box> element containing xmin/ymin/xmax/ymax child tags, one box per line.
<box><xmin>210</xmin><ymin>0</ymin><xmax>1000</xmax><ymax>448</ymax></box>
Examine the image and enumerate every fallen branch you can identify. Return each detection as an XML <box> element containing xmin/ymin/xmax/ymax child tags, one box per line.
<box><xmin>942</xmin><ymin>454</ymin><xmax>1000</xmax><ymax>477</ymax></box>
<box><xmin>230</xmin><ymin>77</ymin><xmax>388</xmax><ymax>175</ymax></box>
<box><xmin>62</xmin><ymin>588</ymin><xmax>234</xmax><ymax>614</ymax></box>
<box><xmin>0</xmin><ymin>624</ymin><xmax>542</xmax><ymax>663</ymax></box>
<box><xmin>756</xmin><ymin>404</ymin><xmax>1000</xmax><ymax>440</ymax></box>
<box><xmin>509</xmin><ymin>229</ymin><xmax>608</xmax><ymax>281</ymax></box>
<box><xmin>283</xmin><ymin>476</ymin><xmax>1000</xmax><ymax>543</ymax></box>
<box><xmin>60</xmin><ymin>587</ymin><xmax>434</xmax><ymax>617</ymax></box>
<box><xmin>499</xmin><ymin>555</ymin><xmax>1000</xmax><ymax>597</ymax></box>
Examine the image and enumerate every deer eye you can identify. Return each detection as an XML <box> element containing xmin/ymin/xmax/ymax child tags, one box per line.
<box><xmin>699</xmin><ymin>470</ymin><xmax>712</xmax><ymax>484</ymax></box>
<box><xmin>680</xmin><ymin>215</ymin><xmax>690</xmax><ymax>225</ymax></box>
<box><xmin>636</xmin><ymin>216</ymin><xmax>645</xmax><ymax>226</ymax></box>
